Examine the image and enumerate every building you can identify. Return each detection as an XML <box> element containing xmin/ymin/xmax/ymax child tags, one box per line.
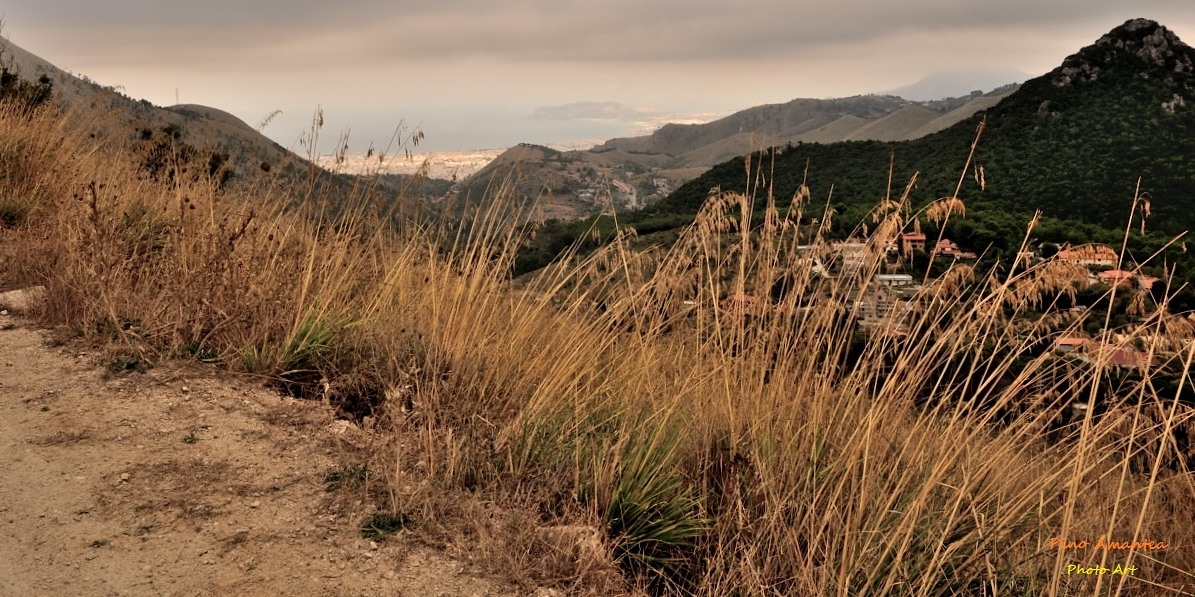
<box><xmin>935</xmin><ymin>239</ymin><xmax>961</xmax><ymax>256</ymax></box>
<box><xmin>1056</xmin><ymin>244</ymin><xmax>1118</xmax><ymax>268</ymax></box>
<box><xmin>1070</xmin><ymin>342</ymin><xmax>1157</xmax><ymax>370</ymax></box>
<box><xmin>873</xmin><ymin>274</ymin><xmax>915</xmax><ymax>289</ymax></box>
<box><xmin>901</xmin><ymin>232</ymin><xmax>927</xmax><ymax>253</ymax></box>
<box><xmin>1055</xmin><ymin>337</ymin><xmax>1089</xmax><ymax>354</ymax></box>
<box><xmin>1105</xmin><ymin>347</ymin><xmax>1155</xmax><ymax>370</ymax></box>
<box><xmin>833</xmin><ymin>239</ymin><xmax>869</xmax><ymax>274</ymax></box>
<box><xmin>852</xmin><ymin>287</ymin><xmax>915</xmax><ymax>332</ymax></box>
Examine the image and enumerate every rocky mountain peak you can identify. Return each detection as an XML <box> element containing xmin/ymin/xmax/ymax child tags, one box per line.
<box><xmin>1053</xmin><ymin>18</ymin><xmax>1194</xmax><ymax>87</ymax></box>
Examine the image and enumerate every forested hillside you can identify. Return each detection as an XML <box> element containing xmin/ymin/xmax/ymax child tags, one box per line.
<box><xmin>519</xmin><ymin>19</ymin><xmax>1195</xmax><ymax>285</ymax></box>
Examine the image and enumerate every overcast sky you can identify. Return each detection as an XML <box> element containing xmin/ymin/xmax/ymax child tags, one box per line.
<box><xmin>3</xmin><ymin>1</ymin><xmax>1195</xmax><ymax>151</ymax></box>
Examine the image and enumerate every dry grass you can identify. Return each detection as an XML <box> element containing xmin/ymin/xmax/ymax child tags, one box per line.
<box><xmin>2</xmin><ymin>98</ymin><xmax>1194</xmax><ymax>596</ymax></box>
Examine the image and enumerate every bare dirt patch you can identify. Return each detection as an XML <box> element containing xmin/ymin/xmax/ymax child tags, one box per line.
<box><xmin>0</xmin><ymin>315</ymin><xmax>518</xmax><ymax>596</ymax></box>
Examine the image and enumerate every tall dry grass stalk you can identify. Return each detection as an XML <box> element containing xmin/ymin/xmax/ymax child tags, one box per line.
<box><xmin>2</xmin><ymin>100</ymin><xmax>1193</xmax><ymax>596</ymax></box>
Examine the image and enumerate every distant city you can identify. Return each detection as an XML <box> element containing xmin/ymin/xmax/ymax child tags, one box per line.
<box><xmin>316</xmin><ymin>107</ymin><xmax>726</xmax><ymax>179</ymax></box>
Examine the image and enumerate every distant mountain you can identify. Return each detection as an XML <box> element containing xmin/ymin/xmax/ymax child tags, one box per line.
<box><xmin>887</xmin><ymin>69</ymin><xmax>1032</xmax><ymax>101</ymax></box>
<box><xmin>530</xmin><ymin>101</ymin><xmax>660</xmax><ymax>121</ymax></box>
<box><xmin>456</xmin><ymin>88</ymin><xmax>1016</xmax><ymax>221</ymax></box>
<box><xmin>591</xmin><ymin>89</ymin><xmax>1017</xmax><ymax>167</ymax></box>
<box><xmin>651</xmin><ymin>18</ymin><xmax>1194</xmax><ymax>258</ymax></box>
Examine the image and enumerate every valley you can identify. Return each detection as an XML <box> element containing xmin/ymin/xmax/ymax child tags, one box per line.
<box><xmin>3</xmin><ymin>14</ymin><xmax>1195</xmax><ymax>596</ymax></box>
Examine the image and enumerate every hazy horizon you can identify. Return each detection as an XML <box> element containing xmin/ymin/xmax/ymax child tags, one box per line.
<box><xmin>3</xmin><ymin>2</ymin><xmax>1195</xmax><ymax>152</ymax></box>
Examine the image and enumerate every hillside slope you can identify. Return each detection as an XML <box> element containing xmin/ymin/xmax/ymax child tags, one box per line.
<box><xmin>658</xmin><ymin>18</ymin><xmax>1194</xmax><ymax>248</ymax></box>
<box><xmin>455</xmin><ymin>88</ymin><xmax>1015</xmax><ymax>220</ymax></box>
<box><xmin>1</xmin><ymin>35</ymin><xmax>455</xmax><ymax>210</ymax></box>
<box><xmin>596</xmin><ymin>89</ymin><xmax>1015</xmax><ymax>164</ymax></box>
<box><xmin>515</xmin><ymin>19</ymin><xmax>1195</xmax><ymax>283</ymax></box>
<box><xmin>1</xmin><ymin>36</ymin><xmax>310</xmax><ymax>184</ymax></box>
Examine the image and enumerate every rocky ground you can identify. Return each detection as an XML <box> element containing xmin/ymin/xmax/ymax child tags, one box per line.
<box><xmin>0</xmin><ymin>311</ymin><xmax>521</xmax><ymax>596</ymax></box>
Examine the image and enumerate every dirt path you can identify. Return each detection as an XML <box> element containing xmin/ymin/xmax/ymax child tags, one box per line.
<box><xmin>0</xmin><ymin>314</ymin><xmax>517</xmax><ymax>596</ymax></box>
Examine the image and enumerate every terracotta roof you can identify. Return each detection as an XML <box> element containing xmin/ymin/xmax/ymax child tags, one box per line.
<box><xmin>1107</xmin><ymin>348</ymin><xmax>1152</xmax><ymax>368</ymax></box>
<box><xmin>1138</xmin><ymin>275</ymin><xmax>1160</xmax><ymax>290</ymax></box>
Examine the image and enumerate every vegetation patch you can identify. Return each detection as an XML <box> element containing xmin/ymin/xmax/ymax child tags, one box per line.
<box><xmin>359</xmin><ymin>511</ymin><xmax>411</xmax><ymax>541</ymax></box>
<box><xmin>601</xmin><ymin>425</ymin><xmax>705</xmax><ymax>592</ymax></box>
<box><xmin>0</xmin><ymin>196</ymin><xmax>32</xmax><ymax>228</ymax></box>
<box><xmin>106</xmin><ymin>352</ymin><xmax>151</xmax><ymax>375</ymax></box>
<box><xmin>324</xmin><ymin>463</ymin><xmax>369</xmax><ymax>491</ymax></box>
<box><xmin>182</xmin><ymin>424</ymin><xmax>210</xmax><ymax>444</ymax></box>
<box><xmin>174</xmin><ymin>340</ymin><xmax>219</xmax><ymax>363</ymax></box>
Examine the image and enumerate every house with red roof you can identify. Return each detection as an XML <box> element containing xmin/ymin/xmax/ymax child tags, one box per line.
<box><xmin>1106</xmin><ymin>347</ymin><xmax>1154</xmax><ymax>370</ymax></box>
<box><xmin>935</xmin><ymin>239</ymin><xmax>960</xmax><ymax>256</ymax></box>
<box><xmin>901</xmin><ymin>232</ymin><xmax>926</xmax><ymax>253</ymax></box>
<box><xmin>1055</xmin><ymin>337</ymin><xmax>1090</xmax><ymax>354</ymax></box>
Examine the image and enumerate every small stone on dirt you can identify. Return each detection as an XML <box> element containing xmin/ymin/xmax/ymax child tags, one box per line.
<box><xmin>119</xmin><ymin>473</ymin><xmax>130</xmax><ymax>482</ymax></box>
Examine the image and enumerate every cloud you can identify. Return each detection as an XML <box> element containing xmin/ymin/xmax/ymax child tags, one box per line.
<box><xmin>5</xmin><ymin>0</ymin><xmax>1195</xmax><ymax>150</ymax></box>
<box><xmin>9</xmin><ymin>0</ymin><xmax>1195</xmax><ymax>69</ymax></box>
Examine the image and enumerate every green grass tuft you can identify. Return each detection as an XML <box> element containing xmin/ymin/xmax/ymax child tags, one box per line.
<box><xmin>360</xmin><ymin>511</ymin><xmax>411</xmax><ymax>540</ymax></box>
<box><xmin>324</xmin><ymin>463</ymin><xmax>369</xmax><ymax>491</ymax></box>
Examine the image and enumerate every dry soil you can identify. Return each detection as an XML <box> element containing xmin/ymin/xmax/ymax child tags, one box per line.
<box><xmin>0</xmin><ymin>313</ymin><xmax>519</xmax><ymax>596</ymax></box>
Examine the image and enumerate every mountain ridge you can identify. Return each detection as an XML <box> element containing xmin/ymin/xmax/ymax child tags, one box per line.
<box><xmin>0</xmin><ymin>34</ymin><xmax>308</xmax><ymax>185</ymax></box>
<box><xmin>515</xmin><ymin>18</ymin><xmax>1195</xmax><ymax>280</ymax></box>
<box><xmin>648</xmin><ymin>17</ymin><xmax>1195</xmax><ymax>260</ymax></box>
<box><xmin>453</xmin><ymin>86</ymin><xmax>1017</xmax><ymax>220</ymax></box>
<box><xmin>886</xmin><ymin>68</ymin><xmax>1032</xmax><ymax>101</ymax></box>
<box><xmin>0</xmin><ymin>35</ymin><xmax>457</xmax><ymax>208</ymax></box>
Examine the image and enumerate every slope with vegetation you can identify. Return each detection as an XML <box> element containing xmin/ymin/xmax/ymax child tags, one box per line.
<box><xmin>1</xmin><ymin>34</ymin><xmax>301</xmax><ymax>182</ymax></box>
<box><xmin>521</xmin><ymin>19</ymin><xmax>1195</xmax><ymax>288</ymax></box>
<box><xmin>453</xmin><ymin>89</ymin><xmax>1016</xmax><ymax>221</ymax></box>
<box><xmin>0</xmin><ymin>33</ymin><xmax>444</xmax><ymax>215</ymax></box>
<box><xmin>2</xmin><ymin>23</ymin><xmax>1194</xmax><ymax>596</ymax></box>
<box><xmin>660</xmin><ymin>19</ymin><xmax>1195</xmax><ymax>264</ymax></box>
<box><xmin>592</xmin><ymin>88</ymin><xmax>1017</xmax><ymax>167</ymax></box>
